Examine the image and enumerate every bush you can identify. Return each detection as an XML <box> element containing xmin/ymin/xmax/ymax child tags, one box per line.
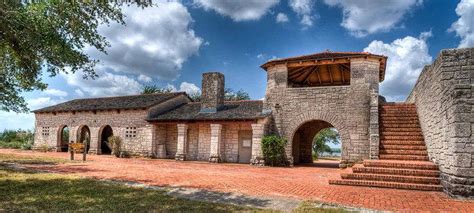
<box><xmin>108</xmin><ymin>136</ymin><xmax>122</xmax><ymax>157</ymax></box>
<box><xmin>0</xmin><ymin>129</ymin><xmax>34</xmax><ymax>150</ymax></box>
<box><xmin>261</xmin><ymin>135</ymin><xmax>289</xmax><ymax>167</ymax></box>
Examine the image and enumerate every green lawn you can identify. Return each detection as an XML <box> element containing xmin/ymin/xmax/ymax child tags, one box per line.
<box><xmin>0</xmin><ymin>153</ymin><xmax>352</xmax><ymax>212</ymax></box>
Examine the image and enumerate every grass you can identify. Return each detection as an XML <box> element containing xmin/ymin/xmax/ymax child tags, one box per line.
<box><xmin>0</xmin><ymin>152</ymin><xmax>354</xmax><ymax>212</ymax></box>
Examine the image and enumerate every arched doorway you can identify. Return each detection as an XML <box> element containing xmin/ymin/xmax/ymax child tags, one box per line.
<box><xmin>58</xmin><ymin>126</ymin><xmax>69</xmax><ymax>152</ymax></box>
<box><xmin>99</xmin><ymin>125</ymin><xmax>113</xmax><ymax>154</ymax></box>
<box><xmin>291</xmin><ymin>120</ymin><xmax>341</xmax><ymax>165</ymax></box>
<box><xmin>78</xmin><ymin>125</ymin><xmax>91</xmax><ymax>153</ymax></box>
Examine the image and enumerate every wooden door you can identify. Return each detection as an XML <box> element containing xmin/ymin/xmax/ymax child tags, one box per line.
<box><xmin>238</xmin><ymin>130</ymin><xmax>252</xmax><ymax>163</ymax></box>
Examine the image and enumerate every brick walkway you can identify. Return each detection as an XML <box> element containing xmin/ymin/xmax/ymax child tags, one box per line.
<box><xmin>1</xmin><ymin>149</ymin><xmax>473</xmax><ymax>212</ymax></box>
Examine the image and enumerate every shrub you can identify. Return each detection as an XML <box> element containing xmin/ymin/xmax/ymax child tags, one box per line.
<box><xmin>261</xmin><ymin>135</ymin><xmax>289</xmax><ymax>167</ymax></box>
<box><xmin>0</xmin><ymin>129</ymin><xmax>34</xmax><ymax>150</ymax></box>
<box><xmin>108</xmin><ymin>136</ymin><xmax>122</xmax><ymax>157</ymax></box>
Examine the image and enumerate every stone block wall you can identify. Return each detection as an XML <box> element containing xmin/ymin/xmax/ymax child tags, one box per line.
<box><xmin>407</xmin><ymin>48</ymin><xmax>473</xmax><ymax>198</ymax></box>
<box><xmin>155</xmin><ymin>122</ymin><xmax>254</xmax><ymax>163</ymax></box>
<box><xmin>264</xmin><ymin>58</ymin><xmax>380</xmax><ymax>165</ymax></box>
<box><xmin>34</xmin><ymin>109</ymin><xmax>154</xmax><ymax>156</ymax></box>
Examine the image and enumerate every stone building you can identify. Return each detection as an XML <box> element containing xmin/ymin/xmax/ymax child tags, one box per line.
<box><xmin>33</xmin><ymin>50</ymin><xmax>473</xmax><ymax>197</ymax></box>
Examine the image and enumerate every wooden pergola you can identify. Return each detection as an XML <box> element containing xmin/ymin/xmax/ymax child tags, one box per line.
<box><xmin>261</xmin><ymin>51</ymin><xmax>387</xmax><ymax>88</ymax></box>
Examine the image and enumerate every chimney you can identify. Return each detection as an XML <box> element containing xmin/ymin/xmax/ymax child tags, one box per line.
<box><xmin>200</xmin><ymin>72</ymin><xmax>225</xmax><ymax>113</ymax></box>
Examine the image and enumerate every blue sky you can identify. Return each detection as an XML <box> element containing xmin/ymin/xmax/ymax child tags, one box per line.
<box><xmin>1</xmin><ymin>0</ymin><xmax>473</xmax><ymax>131</ymax></box>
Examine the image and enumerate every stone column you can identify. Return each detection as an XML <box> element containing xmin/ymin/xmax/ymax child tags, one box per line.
<box><xmin>175</xmin><ymin>124</ymin><xmax>188</xmax><ymax>161</ymax></box>
<box><xmin>369</xmin><ymin>89</ymin><xmax>380</xmax><ymax>159</ymax></box>
<box><xmin>209</xmin><ymin>124</ymin><xmax>222</xmax><ymax>163</ymax></box>
<box><xmin>250</xmin><ymin>123</ymin><xmax>265</xmax><ymax>166</ymax></box>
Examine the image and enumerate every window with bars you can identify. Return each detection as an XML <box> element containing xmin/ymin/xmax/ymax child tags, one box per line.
<box><xmin>125</xmin><ymin>127</ymin><xmax>137</xmax><ymax>138</ymax></box>
<box><xmin>41</xmin><ymin>127</ymin><xmax>50</xmax><ymax>136</ymax></box>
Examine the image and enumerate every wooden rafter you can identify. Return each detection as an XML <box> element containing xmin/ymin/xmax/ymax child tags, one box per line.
<box><xmin>288</xmin><ymin>67</ymin><xmax>308</xmax><ymax>79</ymax></box>
<box><xmin>328</xmin><ymin>65</ymin><xmax>334</xmax><ymax>84</ymax></box>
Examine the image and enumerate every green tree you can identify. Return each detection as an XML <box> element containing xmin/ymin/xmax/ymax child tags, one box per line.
<box><xmin>312</xmin><ymin>128</ymin><xmax>340</xmax><ymax>160</ymax></box>
<box><xmin>224</xmin><ymin>88</ymin><xmax>250</xmax><ymax>101</ymax></box>
<box><xmin>141</xmin><ymin>85</ymin><xmax>173</xmax><ymax>94</ymax></box>
<box><xmin>1</xmin><ymin>1</ymin><xmax>129</xmax><ymax>112</ymax></box>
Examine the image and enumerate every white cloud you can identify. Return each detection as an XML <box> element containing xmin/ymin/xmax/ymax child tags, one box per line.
<box><xmin>62</xmin><ymin>68</ymin><xmax>142</xmax><ymax>97</ymax></box>
<box><xmin>87</xmin><ymin>2</ymin><xmax>203</xmax><ymax>80</ymax></box>
<box><xmin>257</xmin><ymin>53</ymin><xmax>265</xmax><ymax>59</ymax></box>
<box><xmin>276</xmin><ymin>12</ymin><xmax>289</xmax><ymax>23</ymax></box>
<box><xmin>194</xmin><ymin>0</ymin><xmax>279</xmax><ymax>21</ymax></box>
<box><xmin>75</xmin><ymin>89</ymin><xmax>85</xmax><ymax>97</ymax></box>
<box><xmin>449</xmin><ymin>0</ymin><xmax>474</xmax><ymax>48</ymax></box>
<box><xmin>324</xmin><ymin>0</ymin><xmax>422</xmax><ymax>37</ymax></box>
<box><xmin>364</xmin><ymin>32</ymin><xmax>432</xmax><ymax>101</ymax></box>
<box><xmin>289</xmin><ymin>0</ymin><xmax>316</xmax><ymax>27</ymax></box>
<box><xmin>0</xmin><ymin>111</ymin><xmax>34</xmax><ymax>131</ymax></box>
<box><xmin>167</xmin><ymin>82</ymin><xmax>201</xmax><ymax>95</ymax></box>
<box><xmin>138</xmin><ymin>74</ymin><xmax>153</xmax><ymax>83</ymax></box>
<box><xmin>43</xmin><ymin>88</ymin><xmax>68</xmax><ymax>97</ymax></box>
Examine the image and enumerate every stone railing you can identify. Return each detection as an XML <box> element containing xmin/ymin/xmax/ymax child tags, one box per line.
<box><xmin>406</xmin><ymin>48</ymin><xmax>473</xmax><ymax>198</ymax></box>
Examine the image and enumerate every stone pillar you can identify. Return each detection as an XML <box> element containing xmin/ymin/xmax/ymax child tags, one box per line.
<box><xmin>175</xmin><ymin>124</ymin><xmax>188</xmax><ymax>161</ymax></box>
<box><xmin>250</xmin><ymin>123</ymin><xmax>265</xmax><ymax>166</ymax></box>
<box><xmin>209</xmin><ymin>124</ymin><xmax>222</xmax><ymax>163</ymax></box>
<box><xmin>369</xmin><ymin>89</ymin><xmax>380</xmax><ymax>159</ymax></box>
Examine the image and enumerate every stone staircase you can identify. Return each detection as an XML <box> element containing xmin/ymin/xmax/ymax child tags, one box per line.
<box><xmin>329</xmin><ymin>103</ymin><xmax>442</xmax><ymax>191</ymax></box>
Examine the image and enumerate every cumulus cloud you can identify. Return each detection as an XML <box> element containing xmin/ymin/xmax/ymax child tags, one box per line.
<box><xmin>449</xmin><ymin>0</ymin><xmax>474</xmax><ymax>48</ymax></box>
<box><xmin>289</xmin><ymin>0</ymin><xmax>316</xmax><ymax>27</ymax></box>
<box><xmin>138</xmin><ymin>74</ymin><xmax>153</xmax><ymax>83</ymax></box>
<box><xmin>62</xmin><ymin>68</ymin><xmax>142</xmax><ymax>97</ymax></box>
<box><xmin>167</xmin><ymin>82</ymin><xmax>201</xmax><ymax>95</ymax></box>
<box><xmin>364</xmin><ymin>32</ymin><xmax>432</xmax><ymax>101</ymax></box>
<box><xmin>276</xmin><ymin>12</ymin><xmax>289</xmax><ymax>23</ymax></box>
<box><xmin>194</xmin><ymin>0</ymin><xmax>279</xmax><ymax>21</ymax></box>
<box><xmin>43</xmin><ymin>88</ymin><xmax>68</xmax><ymax>97</ymax></box>
<box><xmin>0</xmin><ymin>111</ymin><xmax>34</xmax><ymax>131</ymax></box>
<box><xmin>87</xmin><ymin>2</ymin><xmax>203</xmax><ymax>80</ymax></box>
<box><xmin>324</xmin><ymin>0</ymin><xmax>422</xmax><ymax>37</ymax></box>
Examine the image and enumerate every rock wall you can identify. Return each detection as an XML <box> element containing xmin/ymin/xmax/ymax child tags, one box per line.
<box><xmin>34</xmin><ymin>109</ymin><xmax>154</xmax><ymax>156</ymax></box>
<box><xmin>407</xmin><ymin>48</ymin><xmax>473</xmax><ymax>198</ymax></box>
<box><xmin>264</xmin><ymin>58</ymin><xmax>380</xmax><ymax>165</ymax></box>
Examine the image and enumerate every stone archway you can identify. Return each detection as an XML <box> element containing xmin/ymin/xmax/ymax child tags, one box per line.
<box><xmin>285</xmin><ymin>111</ymin><xmax>350</xmax><ymax>165</ymax></box>
<box><xmin>57</xmin><ymin>125</ymin><xmax>69</xmax><ymax>152</ymax></box>
<box><xmin>77</xmin><ymin>125</ymin><xmax>91</xmax><ymax>153</ymax></box>
<box><xmin>291</xmin><ymin>120</ymin><xmax>335</xmax><ymax>164</ymax></box>
<box><xmin>98</xmin><ymin>125</ymin><xmax>113</xmax><ymax>155</ymax></box>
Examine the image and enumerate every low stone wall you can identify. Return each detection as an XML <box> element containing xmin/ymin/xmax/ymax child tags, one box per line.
<box><xmin>407</xmin><ymin>48</ymin><xmax>473</xmax><ymax>198</ymax></box>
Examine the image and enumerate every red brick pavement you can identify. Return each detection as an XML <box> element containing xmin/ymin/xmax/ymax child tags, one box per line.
<box><xmin>1</xmin><ymin>149</ymin><xmax>473</xmax><ymax>212</ymax></box>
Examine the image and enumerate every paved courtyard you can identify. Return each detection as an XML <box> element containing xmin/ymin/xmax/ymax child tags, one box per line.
<box><xmin>1</xmin><ymin>149</ymin><xmax>473</xmax><ymax>212</ymax></box>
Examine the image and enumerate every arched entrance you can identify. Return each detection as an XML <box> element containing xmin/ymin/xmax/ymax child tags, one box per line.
<box><xmin>99</xmin><ymin>125</ymin><xmax>113</xmax><ymax>154</ymax></box>
<box><xmin>291</xmin><ymin>120</ymin><xmax>340</xmax><ymax>164</ymax></box>
<box><xmin>57</xmin><ymin>125</ymin><xmax>69</xmax><ymax>152</ymax></box>
<box><xmin>77</xmin><ymin>125</ymin><xmax>91</xmax><ymax>153</ymax></box>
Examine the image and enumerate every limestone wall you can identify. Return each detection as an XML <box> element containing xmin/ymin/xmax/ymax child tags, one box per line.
<box><xmin>407</xmin><ymin>48</ymin><xmax>473</xmax><ymax>197</ymax></box>
<box><xmin>34</xmin><ymin>109</ymin><xmax>154</xmax><ymax>156</ymax></box>
<box><xmin>155</xmin><ymin>122</ymin><xmax>253</xmax><ymax>162</ymax></box>
<box><xmin>264</xmin><ymin>58</ymin><xmax>380</xmax><ymax>165</ymax></box>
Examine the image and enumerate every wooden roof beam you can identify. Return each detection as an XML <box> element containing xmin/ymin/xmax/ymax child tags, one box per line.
<box><xmin>286</xmin><ymin>58</ymin><xmax>350</xmax><ymax>68</ymax></box>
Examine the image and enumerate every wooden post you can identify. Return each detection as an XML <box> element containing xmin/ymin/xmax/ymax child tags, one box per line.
<box><xmin>82</xmin><ymin>142</ymin><xmax>87</xmax><ymax>161</ymax></box>
<box><xmin>70</xmin><ymin>150</ymin><xmax>74</xmax><ymax>160</ymax></box>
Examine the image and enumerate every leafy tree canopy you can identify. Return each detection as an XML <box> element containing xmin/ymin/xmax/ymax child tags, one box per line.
<box><xmin>0</xmin><ymin>0</ymin><xmax>130</xmax><ymax>112</ymax></box>
<box><xmin>141</xmin><ymin>85</ymin><xmax>251</xmax><ymax>102</ymax></box>
<box><xmin>312</xmin><ymin>128</ymin><xmax>340</xmax><ymax>159</ymax></box>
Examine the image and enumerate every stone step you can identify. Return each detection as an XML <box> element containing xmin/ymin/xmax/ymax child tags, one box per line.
<box><xmin>380</xmin><ymin>120</ymin><xmax>420</xmax><ymax>124</ymax></box>
<box><xmin>380</xmin><ymin>144</ymin><xmax>427</xmax><ymax>150</ymax></box>
<box><xmin>329</xmin><ymin>179</ymin><xmax>442</xmax><ymax>191</ymax></box>
<box><xmin>380</xmin><ymin>117</ymin><xmax>420</xmax><ymax>122</ymax></box>
<box><xmin>341</xmin><ymin>173</ymin><xmax>441</xmax><ymax>185</ymax></box>
<box><xmin>379</xmin><ymin>154</ymin><xmax>429</xmax><ymax>161</ymax></box>
<box><xmin>380</xmin><ymin>113</ymin><xmax>418</xmax><ymax>117</ymax></box>
<box><xmin>363</xmin><ymin>160</ymin><xmax>438</xmax><ymax>170</ymax></box>
<box><xmin>381</xmin><ymin>135</ymin><xmax>424</xmax><ymax>140</ymax></box>
<box><xmin>381</xmin><ymin>127</ymin><xmax>422</xmax><ymax>132</ymax></box>
<box><xmin>381</xmin><ymin>131</ymin><xmax>423</xmax><ymax>136</ymax></box>
<box><xmin>380</xmin><ymin>149</ymin><xmax>428</xmax><ymax>156</ymax></box>
<box><xmin>380</xmin><ymin>140</ymin><xmax>425</xmax><ymax>145</ymax></box>
<box><xmin>353</xmin><ymin>166</ymin><xmax>439</xmax><ymax>177</ymax></box>
<box><xmin>380</xmin><ymin>124</ymin><xmax>421</xmax><ymax>128</ymax></box>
